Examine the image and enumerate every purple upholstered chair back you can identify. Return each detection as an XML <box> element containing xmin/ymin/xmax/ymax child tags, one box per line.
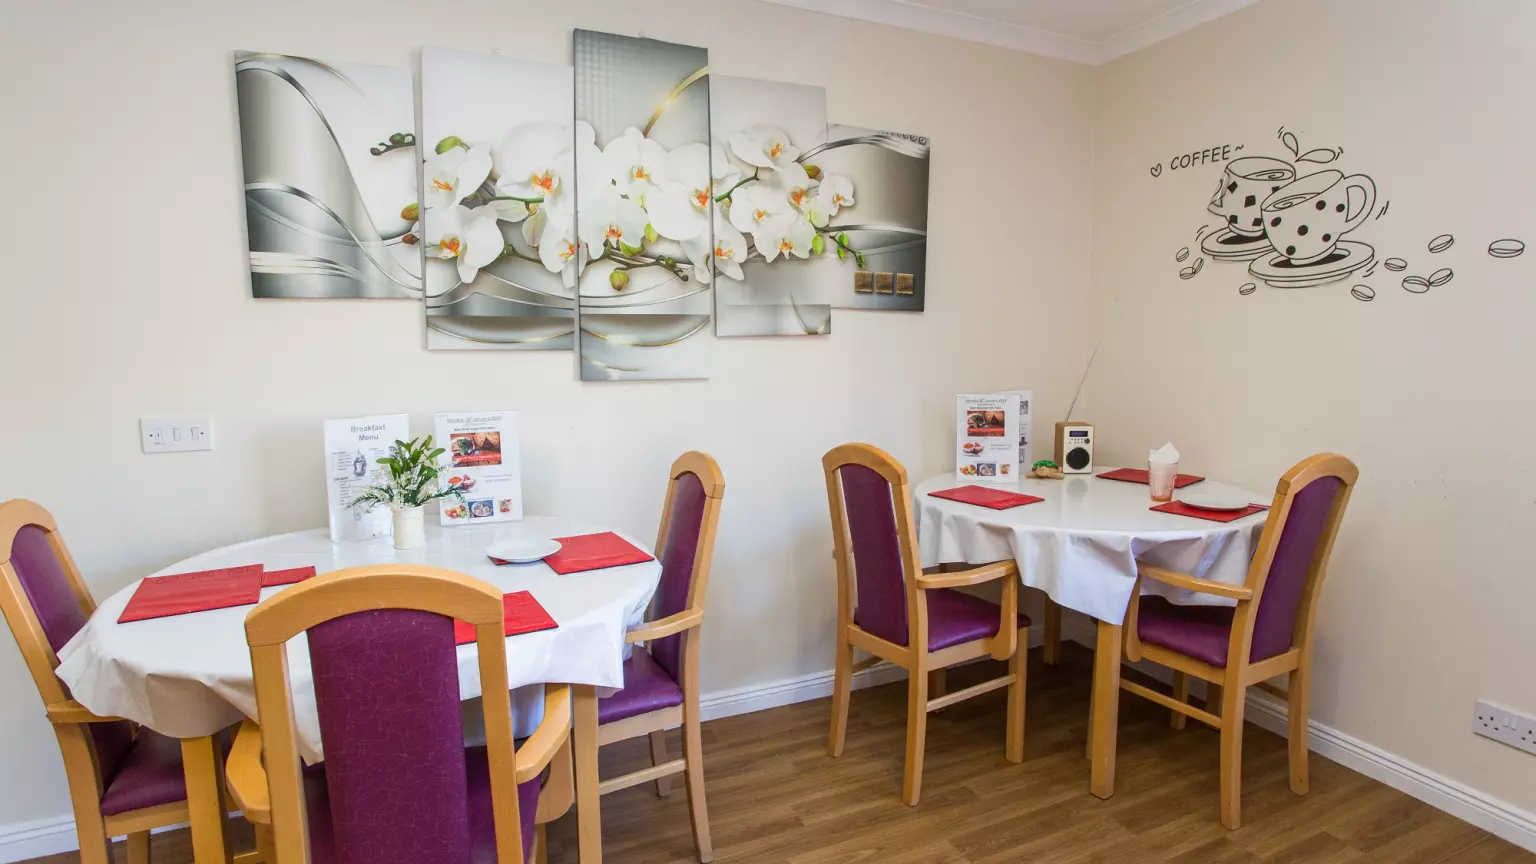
<box><xmin>650</xmin><ymin>471</ymin><xmax>707</xmax><ymax>680</ymax></box>
<box><xmin>1248</xmin><ymin>476</ymin><xmax>1343</xmax><ymax>660</ymax></box>
<box><xmin>837</xmin><ymin>464</ymin><xmax>909</xmax><ymax>646</ymax></box>
<box><xmin>7</xmin><ymin>523</ymin><xmax>133</xmax><ymax>782</ymax></box>
<box><xmin>307</xmin><ymin>609</ymin><xmax>473</xmax><ymax>864</ymax></box>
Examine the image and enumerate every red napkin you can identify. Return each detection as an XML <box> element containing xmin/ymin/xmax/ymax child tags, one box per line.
<box><xmin>1097</xmin><ymin>468</ymin><xmax>1205</xmax><ymax>488</ymax></box>
<box><xmin>928</xmin><ymin>486</ymin><xmax>1044</xmax><ymax>510</ymax></box>
<box><xmin>119</xmin><ymin>565</ymin><xmax>264</xmax><ymax>623</ymax></box>
<box><xmin>1150</xmin><ymin>501</ymin><xmax>1269</xmax><ymax>523</ymax></box>
<box><xmin>544</xmin><ymin>532</ymin><xmax>655</xmax><ymax>575</ymax></box>
<box><xmin>452</xmin><ymin>591</ymin><xmax>558</xmax><ymax>645</ymax></box>
<box><xmin>261</xmin><ymin>566</ymin><xmax>316</xmax><ymax>587</ymax></box>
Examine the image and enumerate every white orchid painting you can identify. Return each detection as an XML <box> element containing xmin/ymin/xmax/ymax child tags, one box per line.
<box><xmin>418</xmin><ymin>48</ymin><xmax>580</xmax><ymax>350</ymax></box>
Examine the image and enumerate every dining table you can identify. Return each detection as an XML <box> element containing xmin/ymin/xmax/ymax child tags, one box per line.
<box><xmin>912</xmin><ymin>468</ymin><xmax>1270</xmax><ymax>799</ymax></box>
<box><xmin>55</xmin><ymin>515</ymin><xmax>662</xmax><ymax>864</ymax></box>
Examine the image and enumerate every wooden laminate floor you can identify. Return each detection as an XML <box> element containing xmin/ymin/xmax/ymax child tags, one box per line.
<box><xmin>28</xmin><ymin>644</ymin><xmax>1532</xmax><ymax>863</ymax></box>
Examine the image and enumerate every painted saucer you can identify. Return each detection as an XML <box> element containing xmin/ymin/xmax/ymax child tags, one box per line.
<box><xmin>1249</xmin><ymin>241</ymin><xmax>1376</xmax><ymax>289</ymax></box>
<box><xmin>1201</xmin><ymin>227</ymin><xmax>1274</xmax><ymax>261</ymax></box>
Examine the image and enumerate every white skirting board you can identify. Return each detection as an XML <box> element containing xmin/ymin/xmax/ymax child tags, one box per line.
<box><xmin>3</xmin><ymin>624</ymin><xmax>1531</xmax><ymax>861</ymax></box>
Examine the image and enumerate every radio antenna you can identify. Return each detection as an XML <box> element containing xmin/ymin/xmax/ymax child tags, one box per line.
<box><xmin>1064</xmin><ymin>339</ymin><xmax>1099</xmax><ymax>423</ymax></box>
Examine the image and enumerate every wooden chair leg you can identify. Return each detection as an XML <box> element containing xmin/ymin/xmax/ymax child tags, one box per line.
<box><xmin>1085</xmin><ymin>671</ymin><xmax>1097</xmax><ymax>759</ymax></box>
<box><xmin>255</xmin><ymin>824</ymin><xmax>275</xmax><ymax>864</ymax></box>
<box><xmin>1043</xmin><ymin>599</ymin><xmax>1062</xmax><ymax>665</ymax></box>
<box><xmin>535</xmin><ymin>824</ymin><xmax>549</xmax><ymax>864</ymax></box>
<box><xmin>126</xmin><ymin>831</ymin><xmax>151</xmax><ymax>864</ymax></box>
<box><xmin>573</xmin><ymin>685</ymin><xmax>604</xmax><ymax>864</ymax></box>
<box><xmin>1006</xmin><ymin>645</ymin><xmax>1026</xmax><ymax>763</ymax></box>
<box><xmin>649</xmin><ymin>729</ymin><xmax>674</xmax><ymax>797</ymax></box>
<box><xmin>1089</xmin><ymin>621</ymin><xmax>1121</xmax><ymax>799</ymax></box>
<box><xmin>682</xmin><ymin>695</ymin><xmax>713</xmax><ymax>862</ymax></box>
<box><xmin>181</xmin><ymin>734</ymin><xmax>231</xmax><ymax>864</ymax></box>
<box><xmin>1219</xmin><ymin>681</ymin><xmax>1247</xmax><ymax>830</ymax></box>
<box><xmin>927</xmin><ymin>669</ymin><xmax>947</xmax><ymax>712</ymax></box>
<box><xmin>1288</xmin><ymin>665</ymin><xmax>1311</xmax><ymax>795</ymax></box>
<box><xmin>828</xmin><ymin>634</ymin><xmax>853</xmax><ymax>758</ymax></box>
<box><xmin>1207</xmin><ymin>682</ymin><xmax>1223</xmax><ymax>718</ymax></box>
<box><xmin>1170</xmin><ymin>671</ymin><xmax>1189</xmax><ymax>730</ymax></box>
<box><xmin>901</xmin><ymin>667</ymin><xmax>929</xmax><ymax>806</ymax></box>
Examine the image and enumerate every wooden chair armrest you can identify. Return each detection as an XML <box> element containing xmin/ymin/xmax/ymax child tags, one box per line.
<box><xmin>1136</xmin><ymin>562</ymin><xmax>1253</xmax><ymax>600</ymax></box>
<box><xmin>914</xmin><ymin>560</ymin><xmax>1018</xmax><ymax>590</ymax></box>
<box><xmin>624</xmin><ymin>610</ymin><xmax>704</xmax><ymax>644</ymax></box>
<box><xmin>225</xmin><ymin>719</ymin><xmax>271</xmax><ymax>824</ymax></box>
<box><xmin>45</xmin><ymin>700</ymin><xmax>123</xmax><ymax>725</ymax></box>
<box><xmin>1123</xmin><ymin>577</ymin><xmax>1145</xmax><ymax>662</ymax></box>
<box><xmin>515</xmin><ymin>685</ymin><xmax>571</xmax><ymax>784</ymax></box>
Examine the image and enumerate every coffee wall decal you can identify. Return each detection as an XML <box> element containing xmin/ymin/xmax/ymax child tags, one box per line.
<box><xmin>1166</xmin><ymin>127</ymin><xmax>1525</xmax><ymax>301</ymax></box>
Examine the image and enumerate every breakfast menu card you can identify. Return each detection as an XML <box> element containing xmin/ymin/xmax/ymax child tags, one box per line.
<box><xmin>435</xmin><ymin>410</ymin><xmax>522</xmax><ymax>525</ymax></box>
<box><xmin>956</xmin><ymin>394</ymin><xmax>1021</xmax><ymax>482</ymax></box>
<box><xmin>324</xmin><ymin>414</ymin><xmax>409</xmax><ymax>544</ymax></box>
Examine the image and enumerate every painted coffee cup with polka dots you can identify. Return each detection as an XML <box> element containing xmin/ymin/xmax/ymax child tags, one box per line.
<box><xmin>1259</xmin><ymin>170</ymin><xmax>1377</xmax><ymax>263</ymax></box>
<box><xmin>1208</xmin><ymin>157</ymin><xmax>1296</xmax><ymax>237</ymax></box>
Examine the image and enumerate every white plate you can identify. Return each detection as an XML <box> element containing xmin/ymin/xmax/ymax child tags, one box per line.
<box><xmin>1177</xmin><ymin>489</ymin><xmax>1254</xmax><ymax>512</ymax></box>
<box><xmin>486</xmin><ymin>538</ymin><xmax>562</xmax><ymax>564</ymax></box>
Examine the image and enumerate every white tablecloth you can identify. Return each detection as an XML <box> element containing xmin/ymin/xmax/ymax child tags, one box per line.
<box><xmin>56</xmin><ymin>517</ymin><xmax>661</xmax><ymax>763</ymax></box>
<box><xmin>914</xmin><ymin>471</ymin><xmax>1268</xmax><ymax>624</ymax></box>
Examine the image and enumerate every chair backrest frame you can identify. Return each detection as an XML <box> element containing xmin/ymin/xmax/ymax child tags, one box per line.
<box><xmin>1225</xmin><ymin>454</ymin><xmax>1359</xmax><ymax>671</ymax></box>
<box><xmin>648</xmin><ymin>451</ymin><xmax>725</xmax><ymax>694</ymax></box>
<box><xmin>0</xmin><ymin>499</ymin><xmax>120</xmax><ymax>798</ymax></box>
<box><xmin>245</xmin><ymin>564</ymin><xmax>525</xmax><ymax>864</ymax></box>
<box><xmin>821</xmin><ymin>444</ymin><xmax>931</xmax><ymax>657</ymax></box>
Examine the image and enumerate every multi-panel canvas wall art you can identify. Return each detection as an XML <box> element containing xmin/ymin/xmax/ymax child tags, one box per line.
<box><xmin>573</xmin><ymin>30</ymin><xmax>713</xmax><ymax>381</ymax></box>
<box><xmin>814</xmin><ymin>125</ymin><xmax>931</xmax><ymax>311</ymax></box>
<box><xmin>710</xmin><ymin>75</ymin><xmax>834</xmax><ymax>337</ymax></box>
<box><xmin>419</xmin><ymin>48</ymin><xmax>577</xmax><ymax>350</ymax></box>
<box><xmin>234</xmin><ymin>52</ymin><xmax>420</xmax><ymax>299</ymax></box>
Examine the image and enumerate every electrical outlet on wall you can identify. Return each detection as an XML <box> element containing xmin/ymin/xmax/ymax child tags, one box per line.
<box><xmin>140</xmin><ymin>416</ymin><xmax>214</xmax><ymax>453</ymax></box>
<box><xmin>1474</xmin><ymin>700</ymin><xmax>1536</xmax><ymax>756</ymax></box>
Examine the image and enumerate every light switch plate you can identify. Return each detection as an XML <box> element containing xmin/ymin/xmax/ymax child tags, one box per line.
<box><xmin>1474</xmin><ymin>700</ymin><xmax>1536</xmax><ymax>756</ymax></box>
<box><xmin>140</xmin><ymin>416</ymin><xmax>214</xmax><ymax>453</ymax></box>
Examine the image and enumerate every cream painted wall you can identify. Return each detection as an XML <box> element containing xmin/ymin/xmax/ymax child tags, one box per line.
<box><xmin>1088</xmin><ymin>0</ymin><xmax>1536</xmax><ymax>818</ymax></box>
<box><xmin>0</xmin><ymin>0</ymin><xmax>1096</xmax><ymax>831</ymax></box>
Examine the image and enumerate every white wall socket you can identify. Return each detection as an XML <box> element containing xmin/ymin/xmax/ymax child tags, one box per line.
<box><xmin>1474</xmin><ymin>700</ymin><xmax>1536</xmax><ymax>756</ymax></box>
<box><xmin>140</xmin><ymin>416</ymin><xmax>214</xmax><ymax>453</ymax></box>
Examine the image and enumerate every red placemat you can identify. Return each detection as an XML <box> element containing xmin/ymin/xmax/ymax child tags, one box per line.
<box><xmin>544</xmin><ymin>532</ymin><xmax>655</xmax><ymax>575</ymax></box>
<box><xmin>1097</xmin><ymin>468</ymin><xmax>1205</xmax><ymax>488</ymax></box>
<box><xmin>1150</xmin><ymin>501</ymin><xmax>1268</xmax><ymax>523</ymax></box>
<box><xmin>453</xmin><ymin>591</ymin><xmax>558</xmax><ymax>645</ymax></box>
<box><xmin>261</xmin><ymin>566</ymin><xmax>316</xmax><ymax>587</ymax></box>
<box><xmin>928</xmin><ymin>486</ymin><xmax>1044</xmax><ymax>510</ymax></box>
<box><xmin>119</xmin><ymin>565</ymin><xmax>264</xmax><ymax>623</ymax></box>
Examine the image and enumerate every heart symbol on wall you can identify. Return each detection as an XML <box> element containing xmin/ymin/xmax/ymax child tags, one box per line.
<box><xmin>1150</xmin><ymin>164</ymin><xmax>1163</xmax><ymax>178</ymax></box>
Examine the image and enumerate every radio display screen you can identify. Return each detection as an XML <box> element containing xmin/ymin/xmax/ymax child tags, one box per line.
<box><xmin>1069</xmin><ymin>430</ymin><xmax>1089</xmax><ymax>438</ymax></box>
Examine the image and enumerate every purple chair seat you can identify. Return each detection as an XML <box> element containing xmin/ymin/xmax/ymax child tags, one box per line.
<box><xmin>98</xmin><ymin>729</ymin><xmax>190</xmax><ymax>816</ymax></box>
<box><xmin>304</xmin><ymin>745</ymin><xmax>540</xmax><ymax>863</ymax></box>
<box><xmin>599</xmin><ymin>649</ymin><xmax>684</xmax><ymax>725</ymax></box>
<box><xmin>1138</xmin><ymin>596</ymin><xmax>1286</xmax><ymax>668</ymax></box>
<box><xmin>857</xmin><ymin>588</ymin><xmax>1031</xmax><ymax>652</ymax></box>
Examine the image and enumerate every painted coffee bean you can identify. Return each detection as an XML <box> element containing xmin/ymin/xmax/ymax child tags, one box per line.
<box><xmin>1429</xmin><ymin>267</ymin><xmax>1454</xmax><ymax>287</ymax></box>
<box><xmin>1402</xmin><ymin>276</ymin><xmax>1431</xmax><ymax>294</ymax></box>
<box><xmin>1351</xmin><ymin>285</ymin><xmax>1376</xmax><ymax>302</ymax></box>
<box><xmin>1176</xmin><ymin>247</ymin><xmax>1190</xmax><ymax>262</ymax></box>
<box><xmin>1428</xmin><ymin>234</ymin><xmax>1454</xmax><ymax>254</ymax></box>
<box><xmin>1179</xmin><ymin>267</ymin><xmax>1197</xmax><ymax>280</ymax></box>
<box><xmin>1489</xmin><ymin>238</ymin><xmax>1526</xmax><ymax>259</ymax></box>
<box><xmin>1238</xmin><ymin>283</ymin><xmax>1257</xmax><ymax>296</ymax></box>
<box><xmin>1192</xmin><ymin>257</ymin><xmax>1205</xmax><ymax>274</ymax></box>
<box><xmin>1384</xmin><ymin>258</ymin><xmax>1408</xmax><ymax>272</ymax></box>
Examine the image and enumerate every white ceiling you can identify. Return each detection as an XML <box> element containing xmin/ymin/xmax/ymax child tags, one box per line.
<box><xmin>754</xmin><ymin>0</ymin><xmax>1262</xmax><ymax>65</ymax></box>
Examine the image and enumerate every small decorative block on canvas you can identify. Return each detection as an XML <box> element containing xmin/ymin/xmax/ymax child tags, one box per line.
<box><xmin>574</xmin><ymin>29</ymin><xmax>713</xmax><ymax>380</ymax></box>
<box><xmin>419</xmin><ymin>48</ymin><xmax>577</xmax><ymax>350</ymax></box>
<box><xmin>233</xmin><ymin>52</ymin><xmax>420</xmax><ymax>299</ymax></box>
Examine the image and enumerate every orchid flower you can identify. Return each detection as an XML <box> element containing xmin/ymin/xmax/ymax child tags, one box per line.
<box><xmin>425</xmin><ymin>205</ymin><xmax>505</xmax><ymax>284</ymax></box>
<box><xmin>494</xmin><ymin>122</ymin><xmax>568</xmax><ymax>202</ymax></box>
<box><xmin>534</xmin><ymin>207</ymin><xmax>581</xmax><ymax>289</ymax></box>
<box><xmin>755</xmin><ymin>214</ymin><xmax>816</xmax><ymax>263</ymax></box>
<box><xmin>805</xmin><ymin>174</ymin><xmax>854</xmax><ymax>228</ymax></box>
<box><xmin>728</xmin><ymin>124</ymin><xmax>802</xmax><ymax>172</ymax></box>
<box><xmin>424</xmin><ymin>145</ymin><xmax>492</xmax><ymax>210</ymax></box>
<box><xmin>726</xmin><ymin>182</ymin><xmax>790</xmax><ymax>236</ymax></box>
<box><xmin>579</xmin><ymin>183</ymin><xmax>648</xmax><ymax>259</ymax></box>
<box><xmin>602</xmin><ymin>127</ymin><xmax>668</xmax><ymax>204</ymax></box>
<box><xmin>647</xmin><ymin>143</ymin><xmax>714</xmax><ymax>242</ymax></box>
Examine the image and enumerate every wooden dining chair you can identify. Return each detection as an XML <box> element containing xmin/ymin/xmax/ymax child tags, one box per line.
<box><xmin>592</xmin><ymin>451</ymin><xmax>724</xmax><ymax>863</ymax></box>
<box><xmin>224</xmin><ymin>564</ymin><xmax>570</xmax><ymax>864</ymax></box>
<box><xmin>822</xmin><ymin>444</ymin><xmax>1029</xmax><ymax>806</ymax></box>
<box><xmin>0</xmin><ymin>498</ymin><xmax>246</xmax><ymax>864</ymax></box>
<box><xmin>1115</xmin><ymin>453</ymin><xmax>1358</xmax><ymax>829</ymax></box>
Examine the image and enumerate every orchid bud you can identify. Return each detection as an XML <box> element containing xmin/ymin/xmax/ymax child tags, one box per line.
<box><xmin>402</xmin><ymin>233</ymin><xmax>419</xmax><ymax>245</ymax></box>
<box><xmin>644</xmin><ymin>224</ymin><xmax>659</xmax><ymax>245</ymax></box>
<box><xmin>804</xmin><ymin>164</ymin><xmax>822</xmax><ymax>180</ymax></box>
<box><xmin>610</xmin><ymin>270</ymin><xmax>630</xmax><ymax>291</ymax></box>
<box><xmin>400</xmin><ymin>203</ymin><xmax>419</xmax><ymax>221</ymax></box>
<box><xmin>435</xmin><ymin>136</ymin><xmax>463</xmax><ymax>155</ymax></box>
<box><xmin>812</xmin><ymin>235</ymin><xmax>826</xmax><ymax>256</ymax></box>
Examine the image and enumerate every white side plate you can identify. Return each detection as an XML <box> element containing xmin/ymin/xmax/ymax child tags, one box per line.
<box><xmin>1177</xmin><ymin>489</ymin><xmax>1254</xmax><ymax>512</ymax></box>
<box><xmin>486</xmin><ymin>538</ymin><xmax>562</xmax><ymax>564</ymax></box>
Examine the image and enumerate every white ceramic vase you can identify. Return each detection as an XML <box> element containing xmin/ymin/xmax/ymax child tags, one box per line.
<box><xmin>392</xmin><ymin>505</ymin><xmax>426</xmax><ymax>550</ymax></box>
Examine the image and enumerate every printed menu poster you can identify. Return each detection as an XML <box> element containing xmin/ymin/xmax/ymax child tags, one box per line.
<box><xmin>992</xmin><ymin>389</ymin><xmax>1033</xmax><ymax>469</ymax></box>
<box><xmin>435</xmin><ymin>410</ymin><xmax>522</xmax><ymax>525</ymax></box>
<box><xmin>324</xmin><ymin>413</ymin><xmax>409</xmax><ymax>543</ymax></box>
<box><xmin>956</xmin><ymin>394</ymin><xmax>1020</xmax><ymax>483</ymax></box>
